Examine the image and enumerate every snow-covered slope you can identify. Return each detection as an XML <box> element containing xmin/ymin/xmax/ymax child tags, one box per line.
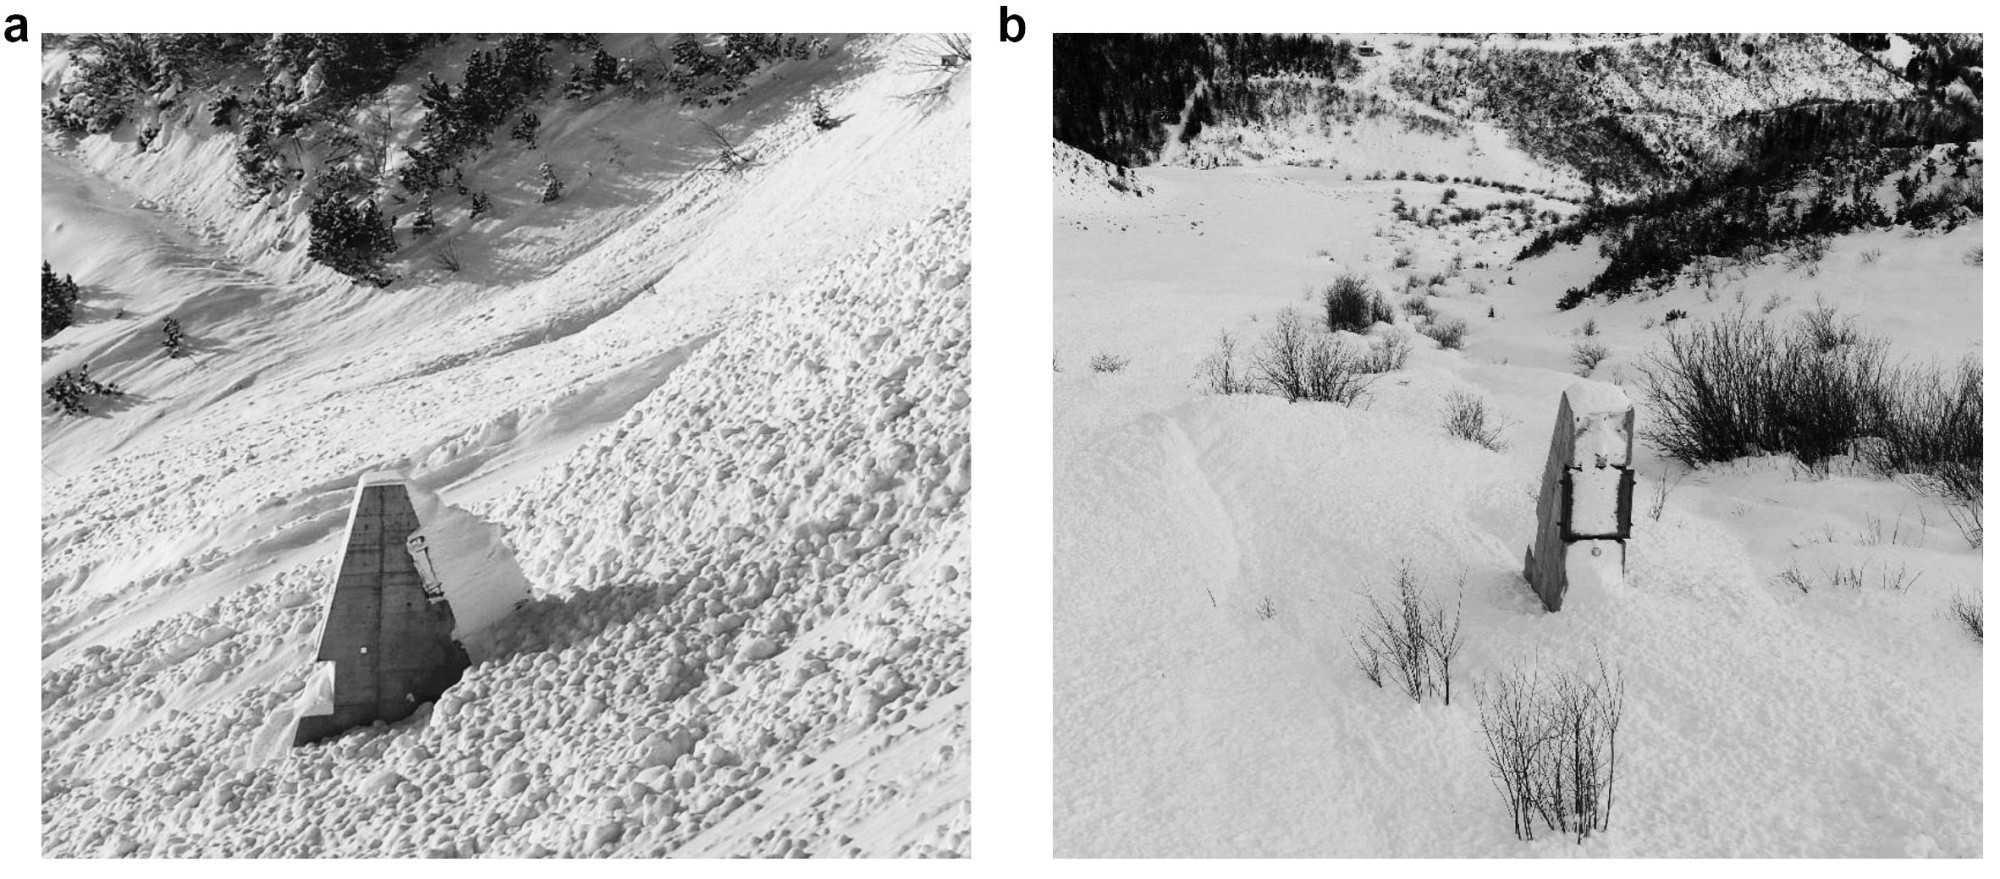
<box><xmin>1144</xmin><ymin>33</ymin><xmax>1924</xmax><ymax>199</ymax></box>
<box><xmin>42</xmin><ymin>34</ymin><xmax>968</xmax><ymax>858</ymax></box>
<box><xmin>1053</xmin><ymin>158</ymin><xmax>1981</xmax><ymax>856</ymax></box>
<box><xmin>1054</xmin><ymin>139</ymin><xmax>1152</xmax><ymax>209</ymax></box>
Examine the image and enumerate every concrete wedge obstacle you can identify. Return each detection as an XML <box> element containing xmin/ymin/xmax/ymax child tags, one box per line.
<box><xmin>1522</xmin><ymin>381</ymin><xmax>1636</xmax><ymax>612</ymax></box>
<box><xmin>293</xmin><ymin>474</ymin><xmax>471</xmax><ymax>746</ymax></box>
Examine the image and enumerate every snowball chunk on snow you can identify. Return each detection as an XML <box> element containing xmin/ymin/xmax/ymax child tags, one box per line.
<box><xmin>400</xmin><ymin>480</ymin><xmax>533</xmax><ymax>644</ymax></box>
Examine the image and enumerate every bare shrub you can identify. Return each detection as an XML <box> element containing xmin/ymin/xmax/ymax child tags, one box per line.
<box><xmin>1323</xmin><ymin>274</ymin><xmax>1392</xmax><ymax>333</ymax></box>
<box><xmin>1946</xmin><ymin>500</ymin><xmax>1982</xmax><ymax>549</ymax></box>
<box><xmin>1252</xmin><ymin>309</ymin><xmax>1374</xmax><ymax>405</ymax></box>
<box><xmin>1797</xmin><ymin>299</ymin><xmax>1857</xmax><ymax>352</ymax></box>
<box><xmin>1965</xmin><ymin>246</ymin><xmax>1983</xmax><ymax>267</ymax></box>
<box><xmin>1442</xmin><ymin>390</ymin><xmax>1510</xmax><ymax>451</ymax></box>
<box><xmin>1869</xmin><ymin>356</ymin><xmax>1981</xmax><ymax>507</ymax></box>
<box><xmin>1646</xmin><ymin>468</ymin><xmax>1681</xmax><ymax>522</ymax></box>
<box><xmin>1420</xmin><ymin>317</ymin><xmax>1468</xmax><ymax>350</ymax></box>
<box><xmin>1089</xmin><ymin>353</ymin><xmax>1129</xmax><ymax>373</ymax></box>
<box><xmin>1298</xmin><ymin>335</ymin><xmax>1374</xmax><ymax>405</ymax></box>
<box><xmin>1198</xmin><ymin>331</ymin><xmax>1251</xmax><ymax>394</ymax></box>
<box><xmin>1773</xmin><ymin>562</ymin><xmax>1811</xmax><ymax>593</ymax></box>
<box><xmin>1948</xmin><ymin>590</ymin><xmax>1983</xmax><ymax>643</ymax></box>
<box><xmin>1639</xmin><ymin>312</ymin><xmax>1895</xmax><ymax>469</ymax></box>
<box><xmin>698</xmin><ymin>120</ymin><xmax>759</xmax><ymax>174</ymax></box>
<box><xmin>430</xmin><ymin>238</ymin><xmax>462</xmax><ymax>273</ymax></box>
<box><xmin>894</xmin><ymin>34</ymin><xmax>970</xmax><ymax>109</ymax></box>
<box><xmin>899</xmin><ymin>33</ymin><xmax>971</xmax><ymax>73</ymax></box>
<box><xmin>1477</xmin><ymin>657</ymin><xmax>1626</xmax><ymax>843</ymax></box>
<box><xmin>1362</xmin><ymin>329</ymin><xmax>1412</xmax><ymax>374</ymax></box>
<box><xmin>1402</xmin><ymin>295</ymin><xmax>1435</xmax><ymax>321</ymax></box>
<box><xmin>1816</xmin><ymin>558</ymin><xmax>1923</xmax><ymax>592</ymax></box>
<box><xmin>1348</xmin><ymin>564</ymin><xmax>1464</xmax><ymax>704</ymax></box>
<box><xmin>1252</xmin><ymin>309</ymin><xmax>1313</xmax><ymax>400</ymax></box>
<box><xmin>1570</xmin><ymin>341</ymin><xmax>1610</xmax><ymax>377</ymax></box>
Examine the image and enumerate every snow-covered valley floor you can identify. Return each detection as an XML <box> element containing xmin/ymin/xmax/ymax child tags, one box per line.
<box><xmin>1053</xmin><ymin>162</ymin><xmax>1982</xmax><ymax>857</ymax></box>
<box><xmin>43</xmin><ymin>35</ymin><xmax>969</xmax><ymax>858</ymax></box>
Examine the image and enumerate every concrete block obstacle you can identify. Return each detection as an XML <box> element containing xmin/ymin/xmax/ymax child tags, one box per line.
<box><xmin>293</xmin><ymin>475</ymin><xmax>471</xmax><ymax>746</ymax></box>
<box><xmin>1522</xmin><ymin>382</ymin><xmax>1636</xmax><ymax>612</ymax></box>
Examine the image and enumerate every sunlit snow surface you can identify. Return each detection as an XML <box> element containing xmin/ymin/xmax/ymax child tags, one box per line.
<box><xmin>43</xmin><ymin>35</ymin><xmax>968</xmax><ymax>857</ymax></box>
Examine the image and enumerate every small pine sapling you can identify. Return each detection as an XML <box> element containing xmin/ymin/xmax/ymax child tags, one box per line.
<box><xmin>161</xmin><ymin>317</ymin><xmax>189</xmax><ymax>358</ymax></box>
<box><xmin>538</xmin><ymin>162</ymin><xmax>564</xmax><ymax>203</ymax></box>
<box><xmin>44</xmin><ymin>363</ymin><xmax>124</xmax><ymax>416</ymax></box>
<box><xmin>811</xmin><ymin>97</ymin><xmax>840</xmax><ymax>131</ymax></box>
<box><xmin>511</xmin><ymin>111</ymin><xmax>540</xmax><ymax>149</ymax></box>
<box><xmin>411</xmin><ymin>195</ymin><xmax>436</xmax><ymax>237</ymax></box>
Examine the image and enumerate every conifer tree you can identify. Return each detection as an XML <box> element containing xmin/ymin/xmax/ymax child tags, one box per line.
<box><xmin>42</xmin><ymin>261</ymin><xmax>80</xmax><ymax>339</ymax></box>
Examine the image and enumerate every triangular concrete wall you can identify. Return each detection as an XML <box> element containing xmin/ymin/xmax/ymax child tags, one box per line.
<box><xmin>293</xmin><ymin>479</ymin><xmax>470</xmax><ymax>746</ymax></box>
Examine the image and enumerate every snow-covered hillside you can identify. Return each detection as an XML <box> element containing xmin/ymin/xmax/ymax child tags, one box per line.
<box><xmin>42</xmin><ymin>34</ymin><xmax>969</xmax><ymax>858</ymax></box>
<box><xmin>1053</xmin><ymin>159</ymin><xmax>1981</xmax><ymax>853</ymax></box>
<box><xmin>1086</xmin><ymin>33</ymin><xmax>1936</xmax><ymax>200</ymax></box>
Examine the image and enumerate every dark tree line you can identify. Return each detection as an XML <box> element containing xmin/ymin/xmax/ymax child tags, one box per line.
<box><xmin>1521</xmin><ymin>137</ymin><xmax>1979</xmax><ymax>309</ymax></box>
<box><xmin>44</xmin><ymin>34</ymin><xmax>435</xmax><ymax>135</ymax></box>
<box><xmin>398</xmin><ymin>35</ymin><xmax>554</xmax><ymax>196</ymax></box>
<box><xmin>45</xmin><ymin>34</ymin><xmax>829</xmax><ymax>284</ymax></box>
<box><xmin>1053</xmin><ymin>33</ymin><xmax>1363</xmax><ymax>167</ymax></box>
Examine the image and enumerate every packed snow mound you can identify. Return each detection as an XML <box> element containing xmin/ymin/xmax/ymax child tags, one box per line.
<box><xmin>43</xmin><ymin>34</ymin><xmax>969</xmax><ymax>858</ymax></box>
<box><xmin>1055</xmin><ymin>139</ymin><xmax>1152</xmax><ymax>207</ymax></box>
<box><xmin>401</xmin><ymin>479</ymin><xmax>532</xmax><ymax>650</ymax></box>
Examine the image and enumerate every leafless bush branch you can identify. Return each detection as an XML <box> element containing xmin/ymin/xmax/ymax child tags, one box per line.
<box><xmin>1443</xmin><ymin>390</ymin><xmax>1510</xmax><ymax>452</ymax></box>
<box><xmin>1948</xmin><ymin>590</ymin><xmax>1983</xmax><ymax>643</ymax></box>
<box><xmin>1349</xmin><ymin>563</ymin><xmax>1465</xmax><ymax>704</ymax></box>
<box><xmin>1478</xmin><ymin>655</ymin><xmax>1625</xmax><ymax>843</ymax></box>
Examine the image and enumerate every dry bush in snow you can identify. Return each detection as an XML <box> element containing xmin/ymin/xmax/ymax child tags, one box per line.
<box><xmin>1252</xmin><ymin>309</ymin><xmax>1373</xmax><ymax>405</ymax></box>
<box><xmin>1322</xmin><ymin>274</ymin><xmax>1392</xmax><ymax>333</ymax></box>
<box><xmin>1198</xmin><ymin>331</ymin><xmax>1252</xmax><ymax>394</ymax></box>
<box><xmin>1442</xmin><ymin>390</ymin><xmax>1511</xmax><ymax>452</ymax></box>
<box><xmin>1361</xmin><ymin>329</ymin><xmax>1412</xmax><ymax>374</ymax></box>
<box><xmin>1420</xmin><ymin>317</ymin><xmax>1468</xmax><ymax>350</ymax></box>
<box><xmin>1570</xmin><ymin>341</ymin><xmax>1611</xmax><ymax>376</ymax></box>
<box><xmin>1948</xmin><ymin>590</ymin><xmax>1983</xmax><ymax>643</ymax></box>
<box><xmin>1347</xmin><ymin>563</ymin><xmax>1464</xmax><ymax>705</ymax></box>
<box><xmin>1477</xmin><ymin>657</ymin><xmax>1626</xmax><ymax>843</ymax></box>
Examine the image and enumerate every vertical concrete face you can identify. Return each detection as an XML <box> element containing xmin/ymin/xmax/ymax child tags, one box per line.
<box><xmin>293</xmin><ymin>480</ymin><xmax>470</xmax><ymax>747</ymax></box>
<box><xmin>1523</xmin><ymin>383</ymin><xmax>1636</xmax><ymax>612</ymax></box>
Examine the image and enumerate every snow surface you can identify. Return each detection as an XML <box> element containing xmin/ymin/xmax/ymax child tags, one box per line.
<box><xmin>1055</xmin><ymin>151</ymin><xmax>1981</xmax><ymax>855</ymax></box>
<box><xmin>401</xmin><ymin>479</ymin><xmax>532</xmax><ymax>651</ymax></box>
<box><xmin>43</xmin><ymin>34</ymin><xmax>968</xmax><ymax>858</ymax></box>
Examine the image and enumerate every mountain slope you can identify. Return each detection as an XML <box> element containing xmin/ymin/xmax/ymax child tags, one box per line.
<box><xmin>42</xmin><ymin>33</ymin><xmax>969</xmax><ymax>858</ymax></box>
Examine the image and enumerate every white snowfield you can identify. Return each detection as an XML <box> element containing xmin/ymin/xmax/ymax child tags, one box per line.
<box><xmin>43</xmin><ymin>34</ymin><xmax>968</xmax><ymax>858</ymax></box>
<box><xmin>1054</xmin><ymin>144</ymin><xmax>1981</xmax><ymax>854</ymax></box>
